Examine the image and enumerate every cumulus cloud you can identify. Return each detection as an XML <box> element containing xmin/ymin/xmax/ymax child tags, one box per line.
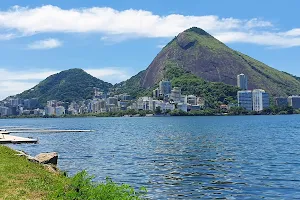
<box><xmin>27</xmin><ymin>38</ymin><xmax>62</xmax><ymax>49</ymax></box>
<box><xmin>0</xmin><ymin>5</ymin><xmax>299</xmax><ymax>47</ymax></box>
<box><xmin>0</xmin><ymin>68</ymin><xmax>131</xmax><ymax>100</ymax></box>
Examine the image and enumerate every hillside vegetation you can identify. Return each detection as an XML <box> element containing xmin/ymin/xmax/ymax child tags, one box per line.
<box><xmin>17</xmin><ymin>68</ymin><xmax>112</xmax><ymax>103</ymax></box>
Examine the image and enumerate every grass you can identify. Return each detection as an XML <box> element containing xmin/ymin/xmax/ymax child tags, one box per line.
<box><xmin>0</xmin><ymin>145</ymin><xmax>145</xmax><ymax>200</ymax></box>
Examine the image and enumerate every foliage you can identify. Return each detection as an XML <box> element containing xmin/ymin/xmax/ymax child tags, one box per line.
<box><xmin>113</xmin><ymin>70</ymin><xmax>152</xmax><ymax>98</ymax></box>
<box><xmin>16</xmin><ymin>68</ymin><xmax>112</xmax><ymax>104</ymax></box>
<box><xmin>51</xmin><ymin>171</ymin><xmax>146</xmax><ymax>200</ymax></box>
<box><xmin>165</xmin><ymin>66</ymin><xmax>239</xmax><ymax>108</ymax></box>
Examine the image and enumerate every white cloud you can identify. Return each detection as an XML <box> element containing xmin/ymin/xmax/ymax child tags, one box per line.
<box><xmin>0</xmin><ymin>33</ymin><xmax>16</xmax><ymax>40</ymax></box>
<box><xmin>0</xmin><ymin>5</ymin><xmax>299</xmax><ymax>48</ymax></box>
<box><xmin>215</xmin><ymin>31</ymin><xmax>300</xmax><ymax>48</ymax></box>
<box><xmin>0</xmin><ymin>68</ymin><xmax>131</xmax><ymax>100</ymax></box>
<box><xmin>284</xmin><ymin>28</ymin><xmax>300</xmax><ymax>37</ymax></box>
<box><xmin>27</xmin><ymin>38</ymin><xmax>62</xmax><ymax>49</ymax></box>
<box><xmin>245</xmin><ymin>18</ymin><xmax>273</xmax><ymax>29</ymax></box>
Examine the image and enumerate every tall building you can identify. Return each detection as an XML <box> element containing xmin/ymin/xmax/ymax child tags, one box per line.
<box><xmin>153</xmin><ymin>88</ymin><xmax>160</xmax><ymax>98</ymax></box>
<box><xmin>288</xmin><ymin>96</ymin><xmax>300</xmax><ymax>109</ymax></box>
<box><xmin>237</xmin><ymin>74</ymin><xmax>248</xmax><ymax>90</ymax></box>
<box><xmin>107</xmin><ymin>97</ymin><xmax>118</xmax><ymax>106</ymax></box>
<box><xmin>252</xmin><ymin>89</ymin><xmax>269</xmax><ymax>111</ymax></box>
<box><xmin>44</xmin><ymin>106</ymin><xmax>55</xmax><ymax>116</ymax></box>
<box><xmin>159</xmin><ymin>80</ymin><xmax>172</xmax><ymax>96</ymax></box>
<box><xmin>55</xmin><ymin>106</ymin><xmax>66</xmax><ymax>116</ymax></box>
<box><xmin>137</xmin><ymin>97</ymin><xmax>154</xmax><ymax>111</ymax></box>
<box><xmin>170</xmin><ymin>87</ymin><xmax>182</xmax><ymax>103</ymax></box>
<box><xmin>237</xmin><ymin>90</ymin><xmax>253</xmax><ymax>111</ymax></box>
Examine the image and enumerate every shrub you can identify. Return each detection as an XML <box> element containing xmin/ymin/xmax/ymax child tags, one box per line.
<box><xmin>50</xmin><ymin>171</ymin><xmax>146</xmax><ymax>200</ymax></box>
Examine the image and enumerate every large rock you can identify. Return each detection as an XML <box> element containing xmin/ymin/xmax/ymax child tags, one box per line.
<box><xmin>35</xmin><ymin>152</ymin><xmax>58</xmax><ymax>165</ymax></box>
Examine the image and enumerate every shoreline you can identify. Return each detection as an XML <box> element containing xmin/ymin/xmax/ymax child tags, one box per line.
<box><xmin>0</xmin><ymin>145</ymin><xmax>146</xmax><ymax>199</ymax></box>
<box><xmin>0</xmin><ymin>112</ymin><xmax>297</xmax><ymax>119</ymax></box>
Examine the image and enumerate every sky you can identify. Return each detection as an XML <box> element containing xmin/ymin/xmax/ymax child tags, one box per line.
<box><xmin>0</xmin><ymin>0</ymin><xmax>300</xmax><ymax>100</ymax></box>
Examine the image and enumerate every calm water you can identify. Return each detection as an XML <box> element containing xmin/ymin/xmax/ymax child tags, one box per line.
<box><xmin>1</xmin><ymin>116</ymin><xmax>300</xmax><ymax>199</ymax></box>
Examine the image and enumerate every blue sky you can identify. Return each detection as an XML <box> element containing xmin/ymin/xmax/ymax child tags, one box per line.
<box><xmin>0</xmin><ymin>0</ymin><xmax>300</xmax><ymax>99</ymax></box>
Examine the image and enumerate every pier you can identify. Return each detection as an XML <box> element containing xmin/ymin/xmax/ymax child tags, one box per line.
<box><xmin>0</xmin><ymin>127</ymin><xmax>93</xmax><ymax>144</ymax></box>
<box><xmin>0</xmin><ymin>134</ymin><xmax>38</xmax><ymax>144</ymax></box>
<box><xmin>8</xmin><ymin>129</ymin><xmax>94</xmax><ymax>133</ymax></box>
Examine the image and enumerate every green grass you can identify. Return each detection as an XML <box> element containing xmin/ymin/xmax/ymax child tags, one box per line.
<box><xmin>0</xmin><ymin>146</ymin><xmax>145</xmax><ymax>200</ymax></box>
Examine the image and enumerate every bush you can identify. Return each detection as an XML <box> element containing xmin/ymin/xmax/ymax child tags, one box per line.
<box><xmin>51</xmin><ymin>171</ymin><xmax>146</xmax><ymax>200</ymax></box>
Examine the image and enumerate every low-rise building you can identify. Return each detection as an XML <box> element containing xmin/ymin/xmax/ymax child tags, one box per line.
<box><xmin>275</xmin><ymin>97</ymin><xmax>288</xmax><ymax>107</ymax></box>
<box><xmin>187</xmin><ymin>95</ymin><xmax>197</xmax><ymax>105</ymax></box>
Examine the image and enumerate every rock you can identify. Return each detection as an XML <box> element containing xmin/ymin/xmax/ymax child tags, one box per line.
<box><xmin>35</xmin><ymin>152</ymin><xmax>58</xmax><ymax>165</ymax></box>
<box><xmin>27</xmin><ymin>155</ymin><xmax>39</xmax><ymax>163</ymax></box>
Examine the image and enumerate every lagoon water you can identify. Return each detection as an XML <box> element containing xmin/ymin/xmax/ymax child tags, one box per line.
<box><xmin>2</xmin><ymin>115</ymin><xmax>300</xmax><ymax>199</ymax></box>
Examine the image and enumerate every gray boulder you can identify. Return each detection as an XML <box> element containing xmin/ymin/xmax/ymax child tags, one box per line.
<box><xmin>35</xmin><ymin>152</ymin><xmax>58</xmax><ymax>165</ymax></box>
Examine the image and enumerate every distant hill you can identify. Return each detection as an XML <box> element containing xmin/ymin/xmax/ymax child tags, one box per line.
<box><xmin>138</xmin><ymin>27</ymin><xmax>300</xmax><ymax>97</ymax></box>
<box><xmin>16</xmin><ymin>68</ymin><xmax>112</xmax><ymax>103</ymax></box>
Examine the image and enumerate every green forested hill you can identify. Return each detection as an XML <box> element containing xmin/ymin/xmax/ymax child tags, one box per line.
<box><xmin>17</xmin><ymin>68</ymin><xmax>112</xmax><ymax>103</ymax></box>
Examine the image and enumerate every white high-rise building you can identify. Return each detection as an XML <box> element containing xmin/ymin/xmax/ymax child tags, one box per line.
<box><xmin>237</xmin><ymin>74</ymin><xmax>248</xmax><ymax>90</ymax></box>
<box><xmin>252</xmin><ymin>89</ymin><xmax>269</xmax><ymax>111</ymax></box>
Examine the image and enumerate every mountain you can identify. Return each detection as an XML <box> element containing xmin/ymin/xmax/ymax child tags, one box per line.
<box><xmin>139</xmin><ymin>27</ymin><xmax>300</xmax><ymax>97</ymax></box>
<box><xmin>16</xmin><ymin>68</ymin><xmax>112</xmax><ymax>103</ymax></box>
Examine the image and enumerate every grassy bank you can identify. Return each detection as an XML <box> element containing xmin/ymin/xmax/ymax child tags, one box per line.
<box><xmin>0</xmin><ymin>146</ymin><xmax>145</xmax><ymax>200</ymax></box>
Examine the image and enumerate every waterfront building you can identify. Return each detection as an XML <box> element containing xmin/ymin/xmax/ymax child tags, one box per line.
<box><xmin>237</xmin><ymin>90</ymin><xmax>253</xmax><ymax>111</ymax></box>
<box><xmin>252</xmin><ymin>89</ymin><xmax>269</xmax><ymax>111</ymax></box>
<box><xmin>159</xmin><ymin>80</ymin><xmax>172</xmax><ymax>96</ymax></box>
<box><xmin>107</xmin><ymin>97</ymin><xmax>118</xmax><ymax>106</ymax></box>
<box><xmin>275</xmin><ymin>97</ymin><xmax>288</xmax><ymax>107</ymax></box>
<box><xmin>177</xmin><ymin>103</ymin><xmax>188</xmax><ymax>112</ymax></box>
<box><xmin>188</xmin><ymin>105</ymin><xmax>201</xmax><ymax>111</ymax></box>
<box><xmin>288</xmin><ymin>96</ymin><xmax>300</xmax><ymax>109</ymax></box>
<box><xmin>237</xmin><ymin>74</ymin><xmax>248</xmax><ymax>90</ymax></box>
<box><xmin>44</xmin><ymin>106</ymin><xmax>55</xmax><ymax>116</ymax></box>
<box><xmin>55</xmin><ymin>106</ymin><xmax>66</xmax><ymax>116</ymax></box>
<box><xmin>118</xmin><ymin>101</ymin><xmax>128</xmax><ymax>111</ymax></box>
<box><xmin>137</xmin><ymin>97</ymin><xmax>154</xmax><ymax>111</ymax></box>
<box><xmin>0</xmin><ymin>106</ymin><xmax>9</xmax><ymax>116</ymax></box>
<box><xmin>187</xmin><ymin>95</ymin><xmax>197</xmax><ymax>105</ymax></box>
<box><xmin>33</xmin><ymin>109</ymin><xmax>44</xmax><ymax>116</ymax></box>
<box><xmin>170</xmin><ymin>87</ymin><xmax>182</xmax><ymax>103</ymax></box>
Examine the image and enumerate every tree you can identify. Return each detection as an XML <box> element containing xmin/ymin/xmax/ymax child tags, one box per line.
<box><xmin>154</xmin><ymin>106</ymin><xmax>162</xmax><ymax>115</ymax></box>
